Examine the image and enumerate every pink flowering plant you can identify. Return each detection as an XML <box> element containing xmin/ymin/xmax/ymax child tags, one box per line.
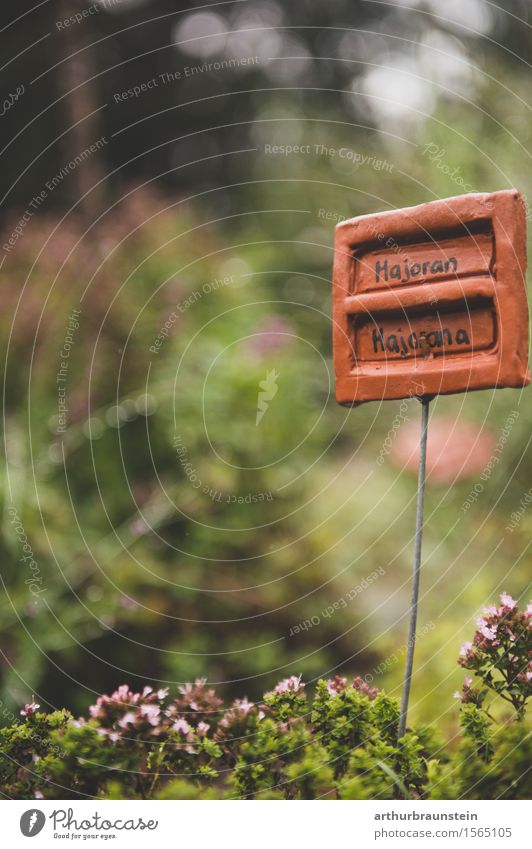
<box><xmin>456</xmin><ymin>594</ymin><xmax>532</xmax><ymax>719</ymax></box>
<box><xmin>1</xmin><ymin>597</ymin><xmax>530</xmax><ymax>800</ymax></box>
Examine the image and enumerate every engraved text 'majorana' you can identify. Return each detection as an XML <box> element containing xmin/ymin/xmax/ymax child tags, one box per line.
<box><xmin>372</xmin><ymin>325</ymin><xmax>470</xmax><ymax>355</ymax></box>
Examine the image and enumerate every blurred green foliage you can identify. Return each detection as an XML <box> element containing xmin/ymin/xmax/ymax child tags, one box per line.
<box><xmin>1</xmin><ymin>30</ymin><xmax>531</xmax><ymax>737</ymax></box>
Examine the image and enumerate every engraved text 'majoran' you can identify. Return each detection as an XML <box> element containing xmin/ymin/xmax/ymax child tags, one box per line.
<box><xmin>374</xmin><ymin>257</ymin><xmax>458</xmax><ymax>284</ymax></box>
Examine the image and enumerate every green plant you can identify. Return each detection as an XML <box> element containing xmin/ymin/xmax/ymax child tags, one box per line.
<box><xmin>457</xmin><ymin>593</ymin><xmax>531</xmax><ymax>718</ymax></box>
<box><xmin>2</xmin><ymin>595</ymin><xmax>530</xmax><ymax>800</ymax></box>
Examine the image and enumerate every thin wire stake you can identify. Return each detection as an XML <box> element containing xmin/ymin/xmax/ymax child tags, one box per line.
<box><xmin>398</xmin><ymin>396</ymin><xmax>430</xmax><ymax>740</ymax></box>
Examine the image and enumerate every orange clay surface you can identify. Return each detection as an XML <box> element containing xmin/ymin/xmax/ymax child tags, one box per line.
<box><xmin>332</xmin><ymin>190</ymin><xmax>530</xmax><ymax>405</ymax></box>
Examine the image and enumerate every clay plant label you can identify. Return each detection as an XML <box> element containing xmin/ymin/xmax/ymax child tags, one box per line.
<box><xmin>332</xmin><ymin>190</ymin><xmax>530</xmax><ymax>405</ymax></box>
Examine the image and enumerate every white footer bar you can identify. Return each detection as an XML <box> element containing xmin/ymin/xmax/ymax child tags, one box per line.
<box><xmin>2</xmin><ymin>799</ymin><xmax>528</xmax><ymax>848</ymax></box>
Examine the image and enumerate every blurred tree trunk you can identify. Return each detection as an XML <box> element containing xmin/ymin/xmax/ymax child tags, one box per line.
<box><xmin>54</xmin><ymin>0</ymin><xmax>106</xmax><ymax>219</ymax></box>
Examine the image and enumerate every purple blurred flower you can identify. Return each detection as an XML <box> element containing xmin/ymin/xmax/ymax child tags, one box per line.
<box><xmin>20</xmin><ymin>702</ymin><xmax>40</xmax><ymax>717</ymax></box>
<box><xmin>352</xmin><ymin>676</ymin><xmax>379</xmax><ymax>700</ymax></box>
<box><xmin>247</xmin><ymin>317</ymin><xmax>293</xmax><ymax>359</ymax></box>
<box><xmin>326</xmin><ymin>675</ymin><xmax>347</xmax><ymax>695</ymax></box>
<box><xmin>273</xmin><ymin>675</ymin><xmax>304</xmax><ymax>695</ymax></box>
<box><xmin>500</xmin><ymin>592</ymin><xmax>517</xmax><ymax>610</ymax></box>
<box><xmin>172</xmin><ymin>717</ymin><xmax>191</xmax><ymax>735</ymax></box>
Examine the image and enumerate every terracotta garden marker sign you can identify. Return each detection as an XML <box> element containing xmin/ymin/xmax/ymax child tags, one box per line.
<box><xmin>332</xmin><ymin>189</ymin><xmax>530</xmax><ymax>405</ymax></box>
<box><xmin>331</xmin><ymin>190</ymin><xmax>530</xmax><ymax>738</ymax></box>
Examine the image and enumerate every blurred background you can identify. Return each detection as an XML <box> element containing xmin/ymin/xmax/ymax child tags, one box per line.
<box><xmin>1</xmin><ymin>0</ymin><xmax>531</xmax><ymax>733</ymax></box>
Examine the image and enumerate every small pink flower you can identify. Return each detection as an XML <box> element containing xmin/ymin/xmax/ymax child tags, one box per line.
<box><xmin>459</xmin><ymin>641</ymin><xmax>473</xmax><ymax>657</ymax></box>
<box><xmin>274</xmin><ymin>675</ymin><xmax>304</xmax><ymax>695</ymax></box>
<box><xmin>140</xmin><ymin>704</ymin><xmax>160</xmax><ymax>725</ymax></box>
<box><xmin>179</xmin><ymin>679</ymin><xmax>207</xmax><ymax>696</ymax></box>
<box><xmin>196</xmin><ymin>721</ymin><xmax>210</xmax><ymax>737</ymax></box>
<box><xmin>115</xmin><ymin>685</ymin><xmax>131</xmax><ymax>701</ymax></box>
<box><xmin>500</xmin><ymin>592</ymin><xmax>517</xmax><ymax>610</ymax></box>
<box><xmin>172</xmin><ymin>718</ymin><xmax>191</xmax><ymax>735</ymax></box>
<box><xmin>233</xmin><ymin>698</ymin><xmax>254</xmax><ymax>714</ymax></box>
<box><xmin>129</xmin><ymin>518</ymin><xmax>148</xmax><ymax>536</ymax></box>
<box><xmin>454</xmin><ymin>675</ymin><xmax>484</xmax><ymax>706</ymax></box>
<box><xmin>118</xmin><ymin>711</ymin><xmax>136</xmax><ymax>728</ymax></box>
<box><xmin>20</xmin><ymin>702</ymin><xmax>40</xmax><ymax>717</ymax></box>
<box><xmin>326</xmin><ymin>676</ymin><xmax>347</xmax><ymax>695</ymax></box>
<box><xmin>352</xmin><ymin>677</ymin><xmax>379</xmax><ymax>700</ymax></box>
<box><xmin>479</xmin><ymin>624</ymin><xmax>497</xmax><ymax>641</ymax></box>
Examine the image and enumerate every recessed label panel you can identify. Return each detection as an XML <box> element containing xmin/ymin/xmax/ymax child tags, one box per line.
<box><xmin>355</xmin><ymin>306</ymin><xmax>496</xmax><ymax>362</ymax></box>
<box><xmin>355</xmin><ymin>232</ymin><xmax>493</xmax><ymax>292</ymax></box>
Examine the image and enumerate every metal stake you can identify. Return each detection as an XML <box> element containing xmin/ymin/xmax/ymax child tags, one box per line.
<box><xmin>398</xmin><ymin>396</ymin><xmax>430</xmax><ymax>740</ymax></box>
